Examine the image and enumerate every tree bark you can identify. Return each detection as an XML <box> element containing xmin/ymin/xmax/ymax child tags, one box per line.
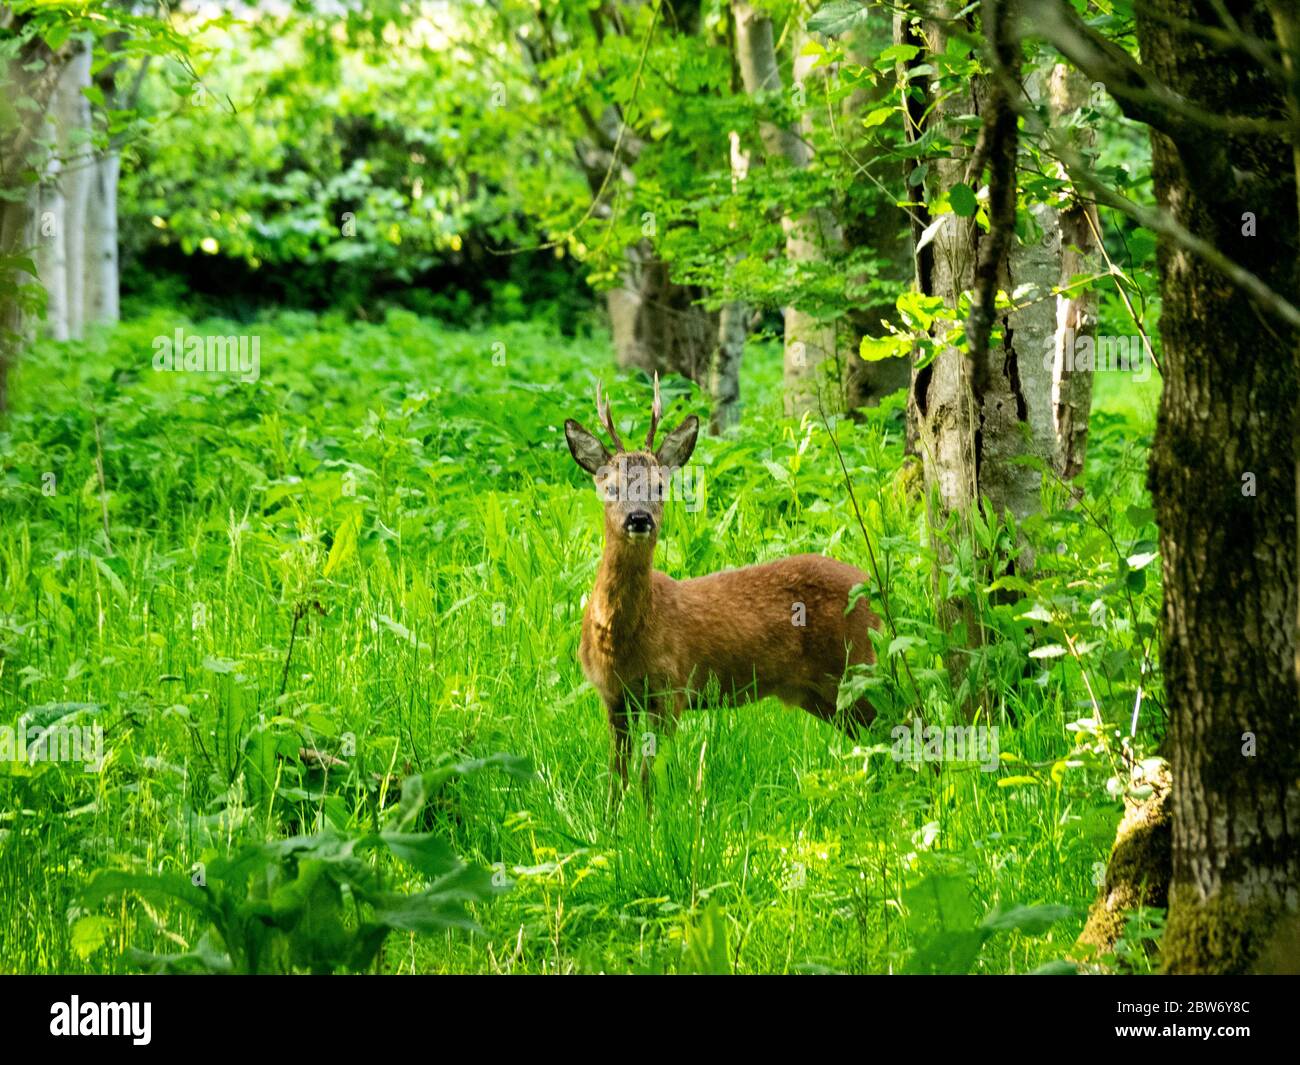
<box><xmin>84</xmin><ymin>150</ymin><xmax>121</xmax><ymax>326</ymax></box>
<box><xmin>1134</xmin><ymin>0</ymin><xmax>1300</xmax><ymax>974</ymax></box>
<box><xmin>709</xmin><ymin>130</ymin><xmax>750</xmax><ymax>434</ymax></box>
<box><xmin>902</xmin><ymin>7</ymin><xmax>984</xmax><ymax>701</ymax></box>
<box><xmin>605</xmin><ymin>240</ymin><xmax>717</xmax><ymax>382</ymax></box>
<box><xmin>576</xmin><ymin>114</ymin><xmax>716</xmax><ymax>384</ymax></box>
<box><xmin>0</xmin><ymin>194</ymin><xmax>39</xmax><ymax>413</ymax></box>
<box><xmin>0</xmin><ymin>20</ymin><xmax>69</xmax><ymax>410</ymax></box>
<box><xmin>1005</xmin><ymin>63</ymin><xmax>1099</xmax><ymax>481</ymax></box>
<box><xmin>34</xmin><ymin>151</ymin><xmax>68</xmax><ymax>342</ymax></box>
<box><xmin>734</xmin><ymin>1</ymin><xmax>842</xmax><ymax>416</ymax></box>
<box><xmin>1076</xmin><ymin>764</ymin><xmax>1172</xmax><ymax>965</ymax></box>
<box><xmin>903</xmin><ymin>3</ymin><xmax>1098</xmax><ymax>710</ymax></box>
<box><xmin>55</xmin><ymin>43</ymin><xmax>93</xmax><ymax>340</ymax></box>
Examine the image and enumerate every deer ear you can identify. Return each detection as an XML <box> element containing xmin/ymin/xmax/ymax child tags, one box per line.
<box><xmin>565</xmin><ymin>419</ymin><xmax>611</xmax><ymax>475</ymax></box>
<box><xmin>655</xmin><ymin>414</ymin><xmax>699</xmax><ymax>470</ymax></box>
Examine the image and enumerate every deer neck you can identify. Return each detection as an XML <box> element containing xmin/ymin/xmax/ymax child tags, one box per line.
<box><xmin>591</xmin><ymin>537</ymin><xmax>655</xmax><ymax>641</ymax></box>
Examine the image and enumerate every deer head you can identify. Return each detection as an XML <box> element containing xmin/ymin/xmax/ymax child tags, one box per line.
<box><xmin>564</xmin><ymin>374</ymin><xmax>699</xmax><ymax>546</ymax></box>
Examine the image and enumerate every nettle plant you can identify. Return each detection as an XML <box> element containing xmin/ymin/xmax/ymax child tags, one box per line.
<box><xmin>834</xmin><ymin>414</ymin><xmax>1162</xmax><ymax>807</ymax></box>
<box><xmin>82</xmin><ymin>753</ymin><xmax>533</xmax><ymax>974</ymax></box>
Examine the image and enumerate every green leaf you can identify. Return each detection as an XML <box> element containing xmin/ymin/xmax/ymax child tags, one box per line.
<box><xmin>323</xmin><ymin>508</ymin><xmax>362</xmax><ymax>578</ymax></box>
<box><xmin>43</xmin><ymin>23</ymin><xmax>73</xmax><ymax>53</ymax></box>
<box><xmin>981</xmin><ymin>903</ymin><xmax>1072</xmax><ymax>935</ymax></box>
<box><xmin>379</xmin><ymin>832</ymin><xmax>461</xmax><ymax>877</ymax></box>
<box><xmin>682</xmin><ymin>902</ymin><xmax>732</xmax><ymax>974</ymax></box>
<box><xmin>71</xmin><ymin>915</ymin><xmax>113</xmax><ymax>959</ymax></box>
<box><xmin>862</xmin><ymin>106</ymin><xmax>894</xmax><ymax>129</ymax></box>
<box><xmin>807</xmin><ymin>0</ymin><xmax>874</xmax><ymax>37</ymax></box>
<box><xmin>83</xmin><ymin>870</ymin><xmax>216</xmax><ymax>921</ymax></box>
<box><xmin>904</xmin><ymin>929</ymin><xmax>986</xmax><ymax>974</ymax></box>
<box><xmin>1126</xmin><ymin>505</ymin><xmax>1156</xmax><ymax>528</ymax></box>
<box><xmin>949</xmin><ymin>182</ymin><xmax>978</xmax><ymax>217</ymax></box>
<box><xmin>1018</xmin><ymin>604</ymin><xmax>1053</xmax><ymax>623</ymax></box>
<box><xmin>879</xmin><ymin>43</ymin><xmax>921</xmax><ymax>63</ymax></box>
<box><xmin>887</xmin><ymin>634</ymin><xmax>923</xmax><ymax>657</ymax></box>
<box><xmin>859</xmin><ymin>333</ymin><xmax>906</xmax><ymax>361</ymax></box>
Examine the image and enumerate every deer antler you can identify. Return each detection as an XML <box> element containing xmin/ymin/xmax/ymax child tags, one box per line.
<box><xmin>645</xmin><ymin>371</ymin><xmax>662</xmax><ymax>451</ymax></box>
<box><xmin>595</xmin><ymin>379</ymin><xmax>625</xmax><ymax>452</ymax></box>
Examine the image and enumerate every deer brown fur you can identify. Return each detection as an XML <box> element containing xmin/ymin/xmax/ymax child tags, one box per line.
<box><xmin>564</xmin><ymin>377</ymin><xmax>882</xmax><ymax>793</ymax></box>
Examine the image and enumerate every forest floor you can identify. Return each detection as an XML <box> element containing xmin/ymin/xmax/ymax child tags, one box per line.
<box><xmin>0</xmin><ymin>307</ymin><xmax>1163</xmax><ymax>973</ymax></box>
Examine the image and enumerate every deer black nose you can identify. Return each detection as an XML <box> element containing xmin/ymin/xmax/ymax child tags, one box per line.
<box><xmin>624</xmin><ymin>511</ymin><xmax>654</xmax><ymax>535</ymax></box>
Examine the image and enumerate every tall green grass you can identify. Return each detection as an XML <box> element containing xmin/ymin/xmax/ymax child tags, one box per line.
<box><xmin>0</xmin><ymin>307</ymin><xmax>1161</xmax><ymax>973</ymax></box>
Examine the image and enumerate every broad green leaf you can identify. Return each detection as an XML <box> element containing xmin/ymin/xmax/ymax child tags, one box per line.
<box><xmin>949</xmin><ymin>182</ymin><xmax>977</xmax><ymax>217</ymax></box>
<box><xmin>323</xmin><ymin>508</ymin><xmax>362</xmax><ymax>578</ymax></box>
<box><xmin>807</xmin><ymin>0</ymin><xmax>874</xmax><ymax>37</ymax></box>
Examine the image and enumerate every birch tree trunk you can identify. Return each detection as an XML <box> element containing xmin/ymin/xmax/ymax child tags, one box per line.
<box><xmin>902</xmin><ymin>9</ymin><xmax>983</xmax><ymax>685</ymax></box>
<box><xmin>85</xmin><ymin>146</ymin><xmax>121</xmax><ymax>326</ymax></box>
<box><xmin>905</xmin><ymin>37</ymin><xmax>1100</xmax><ymax>521</ymax></box>
<box><xmin>1004</xmin><ymin>64</ymin><xmax>1100</xmax><ymax>486</ymax></box>
<box><xmin>709</xmin><ymin>131</ymin><xmax>751</xmax><ymax>434</ymax></box>
<box><xmin>56</xmin><ymin>44</ymin><xmax>93</xmax><ymax>341</ymax></box>
<box><xmin>734</xmin><ymin>2</ymin><xmax>842</xmax><ymax>416</ymax></box>
<box><xmin>34</xmin><ymin>153</ymin><xmax>68</xmax><ymax>342</ymax></box>
<box><xmin>84</xmin><ymin>35</ymin><xmax>131</xmax><ymax>328</ymax></box>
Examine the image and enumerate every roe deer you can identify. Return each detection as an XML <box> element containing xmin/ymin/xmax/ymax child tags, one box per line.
<box><xmin>564</xmin><ymin>376</ymin><xmax>882</xmax><ymax>793</ymax></box>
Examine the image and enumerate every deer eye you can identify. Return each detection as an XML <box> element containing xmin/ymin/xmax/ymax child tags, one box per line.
<box><xmin>602</xmin><ymin>483</ymin><xmax>619</xmax><ymax>501</ymax></box>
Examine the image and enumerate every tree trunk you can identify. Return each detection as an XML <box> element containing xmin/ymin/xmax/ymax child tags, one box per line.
<box><xmin>0</xmin><ymin>22</ymin><xmax>69</xmax><ymax>410</ymax></box>
<box><xmin>1135</xmin><ymin>0</ymin><xmax>1300</xmax><ymax>974</ymax></box>
<box><xmin>34</xmin><ymin>153</ymin><xmax>68</xmax><ymax>342</ymax></box>
<box><xmin>1005</xmin><ymin>63</ymin><xmax>1099</xmax><ymax>481</ymax></box>
<box><xmin>85</xmin><ymin>150</ymin><xmax>121</xmax><ymax>326</ymax></box>
<box><xmin>733</xmin><ymin>1</ymin><xmax>842</xmax><ymax>416</ymax></box>
<box><xmin>0</xmin><ymin>194</ymin><xmax>39</xmax><ymax>412</ymax></box>
<box><xmin>709</xmin><ymin>130</ymin><xmax>751</xmax><ymax>434</ymax></box>
<box><xmin>1076</xmin><ymin>764</ymin><xmax>1172</xmax><ymax>965</ymax></box>
<box><xmin>902</xmin><ymin>8</ymin><xmax>983</xmax><ymax>698</ymax></box>
<box><xmin>55</xmin><ymin>44</ymin><xmax>93</xmax><ymax>340</ymax></box>
<box><xmin>606</xmin><ymin>241</ymin><xmax>717</xmax><ymax>382</ymax></box>
<box><xmin>577</xmin><ymin>116</ymin><xmax>716</xmax><ymax>385</ymax></box>
<box><xmin>902</xmin><ymin>5</ymin><xmax>1098</xmax><ymax>711</ymax></box>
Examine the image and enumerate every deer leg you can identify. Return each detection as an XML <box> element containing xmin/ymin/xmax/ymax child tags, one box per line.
<box><xmin>607</xmin><ymin>696</ymin><xmax>631</xmax><ymax>809</ymax></box>
<box><xmin>639</xmin><ymin>692</ymin><xmax>682</xmax><ymax>811</ymax></box>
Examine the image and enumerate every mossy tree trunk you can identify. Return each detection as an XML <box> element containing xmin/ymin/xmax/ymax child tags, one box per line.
<box><xmin>1134</xmin><ymin>0</ymin><xmax>1300</xmax><ymax>974</ymax></box>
